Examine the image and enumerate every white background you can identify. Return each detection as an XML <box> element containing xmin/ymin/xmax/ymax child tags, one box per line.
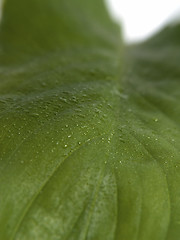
<box><xmin>106</xmin><ymin>0</ymin><xmax>180</xmax><ymax>42</ymax></box>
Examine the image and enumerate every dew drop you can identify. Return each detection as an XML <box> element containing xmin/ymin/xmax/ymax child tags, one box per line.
<box><xmin>31</xmin><ymin>113</ymin><xmax>39</xmax><ymax>117</ymax></box>
<box><xmin>119</xmin><ymin>138</ymin><xmax>125</xmax><ymax>143</ymax></box>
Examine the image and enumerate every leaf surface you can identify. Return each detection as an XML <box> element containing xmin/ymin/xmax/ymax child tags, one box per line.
<box><xmin>0</xmin><ymin>0</ymin><xmax>180</xmax><ymax>240</ymax></box>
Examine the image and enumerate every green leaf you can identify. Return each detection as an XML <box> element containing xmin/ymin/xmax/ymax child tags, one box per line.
<box><xmin>0</xmin><ymin>0</ymin><xmax>180</xmax><ymax>239</ymax></box>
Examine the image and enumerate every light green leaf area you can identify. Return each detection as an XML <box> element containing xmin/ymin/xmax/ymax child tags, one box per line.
<box><xmin>0</xmin><ymin>0</ymin><xmax>180</xmax><ymax>239</ymax></box>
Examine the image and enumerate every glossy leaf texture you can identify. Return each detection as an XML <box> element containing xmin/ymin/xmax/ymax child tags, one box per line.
<box><xmin>0</xmin><ymin>0</ymin><xmax>180</xmax><ymax>239</ymax></box>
